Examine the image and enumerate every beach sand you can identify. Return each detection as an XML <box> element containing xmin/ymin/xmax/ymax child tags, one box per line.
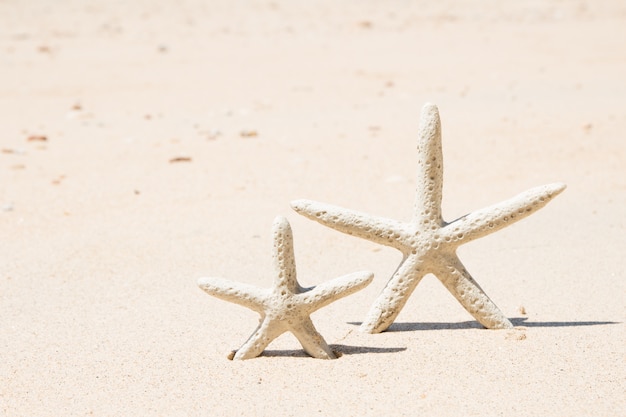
<box><xmin>1</xmin><ymin>1</ymin><xmax>625</xmax><ymax>415</ymax></box>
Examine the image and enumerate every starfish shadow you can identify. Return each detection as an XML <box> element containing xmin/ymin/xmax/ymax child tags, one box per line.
<box><xmin>509</xmin><ymin>317</ymin><xmax>619</xmax><ymax>328</ymax></box>
<box><xmin>348</xmin><ymin>318</ymin><xmax>619</xmax><ymax>332</ymax></box>
<box><xmin>258</xmin><ymin>344</ymin><xmax>406</xmax><ymax>358</ymax></box>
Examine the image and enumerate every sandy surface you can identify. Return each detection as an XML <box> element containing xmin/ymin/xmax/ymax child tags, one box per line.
<box><xmin>1</xmin><ymin>1</ymin><xmax>625</xmax><ymax>415</ymax></box>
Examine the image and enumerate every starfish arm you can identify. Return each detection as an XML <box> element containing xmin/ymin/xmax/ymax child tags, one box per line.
<box><xmin>197</xmin><ymin>277</ymin><xmax>266</xmax><ymax>313</ymax></box>
<box><xmin>234</xmin><ymin>317</ymin><xmax>285</xmax><ymax>360</ymax></box>
<box><xmin>413</xmin><ymin>103</ymin><xmax>444</xmax><ymax>224</ymax></box>
<box><xmin>360</xmin><ymin>255</ymin><xmax>426</xmax><ymax>333</ymax></box>
<box><xmin>291</xmin><ymin>199</ymin><xmax>409</xmax><ymax>251</ymax></box>
<box><xmin>290</xmin><ymin>317</ymin><xmax>336</xmax><ymax>359</ymax></box>
<box><xmin>434</xmin><ymin>254</ymin><xmax>513</xmax><ymax>329</ymax></box>
<box><xmin>298</xmin><ymin>271</ymin><xmax>374</xmax><ymax>312</ymax></box>
<box><xmin>270</xmin><ymin>216</ymin><xmax>301</xmax><ymax>293</ymax></box>
<box><xmin>442</xmin><ymin>182</ymin><xmax>566</xmax><ymax>246</ymax></box>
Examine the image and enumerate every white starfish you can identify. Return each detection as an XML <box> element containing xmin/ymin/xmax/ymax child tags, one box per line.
<box><xmin>198</xmin><ymin>216</ymin><xmax>373</xmax><ymax>360</ymax></box>
<box><xmin>291</xmin><ymin>103</ymin><xmax>566</xmax><ymax>334</ymax></box>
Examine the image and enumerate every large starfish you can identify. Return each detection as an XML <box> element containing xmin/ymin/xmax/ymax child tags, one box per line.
<box><xmin>198</xmin><ymin>216</ymin><xmax>373</xmax><ymax>360</ymax></box>
<box><xmin>291</xmin><ymin>103</ymin><xmax>565</xmax><ymax>334</ymax></box>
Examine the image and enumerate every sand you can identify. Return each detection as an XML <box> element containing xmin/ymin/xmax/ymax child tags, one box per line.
<box><xmin>1</xmin><ymin>1</ymin><xmax>625</xmax><ymax>416</ymax></box>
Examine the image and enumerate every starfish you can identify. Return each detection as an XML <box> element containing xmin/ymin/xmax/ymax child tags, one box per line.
<box><xmin>197</xmin><ymin>216</ymin><xmax>373</xmax><ymax>360</ymax></box>
<box><xmin>291</xmin><ymin>103</ymin><xmax>566</xmax><ymax>334</ymax></box>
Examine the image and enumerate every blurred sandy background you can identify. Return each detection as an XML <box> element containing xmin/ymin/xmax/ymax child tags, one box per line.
<box><xmin>1</xmin><ymin>1</ymin><xmax>624</xmax><ymax>415</ymax></box>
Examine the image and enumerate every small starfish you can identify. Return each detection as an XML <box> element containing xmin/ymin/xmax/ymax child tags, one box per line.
<box><xmin>291</xmin><ymin>103</ymin><xmax>566</xmax><ymax>334</ymax></box>
<box><xmin>198</xmin><ymin>216</ymin><xmax>373</xmax><ymax>360</ymax></box>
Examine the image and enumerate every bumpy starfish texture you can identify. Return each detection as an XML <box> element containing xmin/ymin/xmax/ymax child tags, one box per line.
<box><xmin>291</xmin><ymin>103</ymin><xmax>566</xmax><ymax>334</ymax></box>
<box><xmin>198</xmin><ymin>216</ymin><xmax>373</xmax><ymax>360</ymax></box>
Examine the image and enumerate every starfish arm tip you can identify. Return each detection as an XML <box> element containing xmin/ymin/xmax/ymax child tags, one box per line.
<box><xmin>272</xmin><ymin>215</ymin><xmax>290</xmax><ymax>230</ymax></box>
<box><xmin>529</xmin><ymin>181</ymin><xmax>567</xmax><ymax>205</ymax></box>
<box><xmin>197</xmin><ymin>277</ymin><xmax>266</xmax><ymax>310</ymax></box>
<box><xmin>419</xmin><ymin>102</ymin><xmax>441</xmax><ymax>126</ymax></box>
<box><xmin>359</xmin><ymin>320</ymin><xmax>384</xmax><ymax>334</ymax></box>
<box><xmin>357</xmin><ymin>270</ymin><xmax>375</xmax><ymax>287</ymax></box>
<box><xmin>547</xmin><ymin>182</ymin><xmax>567</xmax><ymax>195</ymax></box>
<box><xmin>338</xmin><ymin>270</ymin><xmax>375</xmax><ymax>294</ymax></box>
<box><xmin>332</xmin><ymin>270</ymin><xmax>375</xmax><ymax>294</ymax></box>
<box><xmin>197</xmin><ymin>276</ymin><xmax>236</xmax><ymax>295</ymax></box>
<box><xmin>422</xmin><ymin>102</ymin><xmax>439</xmax><ymax>113</ymax></box>
<box><xmin>303</xmin><ymin>270</ymin><xmax>374</xmax><ymax>312</ymax></box>
<box><xmin>290</xmin><ymin>198</ymin><xmax>312</xmax><ymax>214</ymax></box>
<box><xmin>197</xmin><ymin>276</ymin><xmax>218</xmax><ymax>288</ymax></box>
